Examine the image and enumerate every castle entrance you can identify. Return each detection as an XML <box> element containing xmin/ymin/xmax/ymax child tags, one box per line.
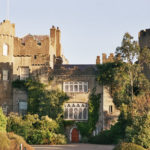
<box><xmin>71</xmin><ymin>128</ymin><xmax>79</xmax><ymax>143</ymax></box>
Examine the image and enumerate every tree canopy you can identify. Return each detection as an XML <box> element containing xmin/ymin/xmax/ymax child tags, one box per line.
<box><xmin>97</xmin><ymin>32</ymin><xmax>150</xmax><ymax>148</ymax></box>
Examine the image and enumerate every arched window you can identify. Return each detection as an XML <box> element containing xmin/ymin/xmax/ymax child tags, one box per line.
<box><xmin>74</xmin><ymin>108</ymin><xmax>78</xmax><ymax>119</ymax></box>
<box><xmin>64</xmin><ymin>108</ymin><xmax>68</xmax><ymax>119</ymax></box>
<box><xmin>79</xmin><ymin>108</ymin><xmax>82</xmax><ymax>119</ymax></box>
<box><xmin>83</xmin><ymin>108</ymin><xmax>87</xmax><ymax>119</ymax></box>
<box><xmin>64</xmin><ymin>103</ymin><xmax>88</xmax><ymax>120</ymax></box>
<box><xmin>69</xmin><ymin>108</ymin><xmax>73</xmax><ymax>119</ymax></box>
<box><xmin>3</xmin><ymin>44</ymin><xmax>8</xmax><ymax>56</ymax></box>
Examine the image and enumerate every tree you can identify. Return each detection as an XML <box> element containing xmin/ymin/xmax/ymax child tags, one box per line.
<box><xmin>0</xmin><ymin>107</ymin><xmax>7</xmax><ymax>132</ymax></box>
<box><xmin>97</xmin><ymin>32</ymin><xmax>150</xmax><ymax>148</ymax></box>
<box><xmin>26</xmin><ymin>79</ymin><xmax>69</xmax><ymax>119</ymax></box>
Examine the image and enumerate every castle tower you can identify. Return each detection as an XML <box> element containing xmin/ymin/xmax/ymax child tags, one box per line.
<box><xmin>0</xmin><ymin>20</ymin><xmax>15</xmax><ymax>63</ymax></box>
<box><xmin>139</xmin><ymin>29</ymin><xmax>150</xmax><ymax>49</ymax></box>
<box><xmin>0</xmin><ymin>20</ymin><xmax>15</xmax><ymax>114</ymax></box>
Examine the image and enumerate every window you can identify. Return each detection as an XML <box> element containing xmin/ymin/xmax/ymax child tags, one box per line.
<box><xmin>3</xmin><ymin>70</ymin><xmax>8</xmax><ymax>81</ymax></box>
<box><xmin>109</xmin><ymin>105</ymin><xmax>113</xmax><ymax>114</ymax></box>
<box><xmin>64</xmin><ymin>103</ymin><xmax>88</xmax><ymax>120</ymax></box>
<box><xmin>3</xmin><ymin>44</ymin><xmax>8</xmax><ymax>56</ymax></box>
<box><xmin>63</xmin><ymin>82</ymin><xmax>88</xmax><ymax>93</ymax></box>
<box><xmin>20</xmin><ymin>67</ymin><xmax>29</xmax><ymax>80</ymax></box>
<box><xmin>34</xmin><ymin>55</ymin><xmax>37</xmax><ymax>59</ymax></box>
<box><xmin>19</xmin><ymin>100</ymin><xmax>27</xmax><ymax>115</ymax></box>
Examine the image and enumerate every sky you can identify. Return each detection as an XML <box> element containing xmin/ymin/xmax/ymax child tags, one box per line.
<box><xmin>0</xmin><ymin>0</ymin><xmax>150</xmax><ymax>64</ymax></box>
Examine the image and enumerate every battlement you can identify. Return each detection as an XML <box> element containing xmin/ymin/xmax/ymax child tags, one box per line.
<box><xmin>139</xmin><ymin>28</ymin><xmax>150</xmax><ymax>49</ymax></box>
<box><xmin>0</xmin><ymin>20</ymin><xmax>15</xmax><ymax>36</ymax></box>
<box><xmin>96</xmin><ymin>53</ymin><xmax>118</xmax><ymax>64</ymax></box>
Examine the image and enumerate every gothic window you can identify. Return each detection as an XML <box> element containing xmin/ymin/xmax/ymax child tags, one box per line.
<box><xmin>64</xmin><ymin>103</ymin><xmax>88</xmax><ymax>120</ymax></box>
<box><xmin>64</xmin><ymin>108</ymin><xmax>68</xmax><ymax>119</ymax></box>
<box><xmin>3</xmin><ymin>70</ymin><xmax>8</xmax><ymax>81</ymax></box>
<box><xmin>3</xmin><ymin>44</ymin><xmax>8</xmax><ymax>56</ymax></box>
<box><xmin>69</xmin><ymin>108</ymin><xmax>73</xmax><ymax>119</ymax></box>
<box><xmin>63</xmin><ymin>82</ymin><xmax>88</xmax><ymax>93</ymax></box>
<box><xmin>79</xmin><ymin>108</ymin><xmax>82</xmax><ymax>119</ymax></box>
<box><xmin>74</xmin><ymin>108</ymin><xmax>78</xmax><ymax>119</ymax></box>
<box><xmin>83</xmin><ymin>108</ymin><xmax>87</xmax><ymax>119</ymax></box>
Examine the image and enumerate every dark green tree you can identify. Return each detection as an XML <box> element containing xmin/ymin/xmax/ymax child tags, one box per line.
<box><xmin>96</xmin><ymin>33</ymin><xmax>150</xmax><ymax>148</ymax></box>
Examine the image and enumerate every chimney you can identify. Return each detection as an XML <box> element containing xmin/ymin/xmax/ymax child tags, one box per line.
<box><xmin>96</xmin><ymin>56</ymin><xmax>100</xmax><ymax>64</ymax></box>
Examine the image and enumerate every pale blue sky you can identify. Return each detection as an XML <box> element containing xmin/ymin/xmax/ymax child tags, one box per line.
<box><xmin>0</xmin><ymin>0</ymin><xmax>150</xmax><ymax>64</ymax></box>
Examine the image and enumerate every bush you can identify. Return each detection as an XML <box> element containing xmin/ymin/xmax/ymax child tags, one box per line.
<box><xmin>50</xmin><ymin>133</ymin><xmax>67</xmax><ymax>145</ymax></box>
<box><xmin>0</xmin><ymin>107</ymin><xmax>7</xmax><ymax>132</ymax></box>
<box><xmin>113</xmin><ymin>143</ymin><xmax>146</xmax><ymax>150</ymax></box>
<box><xmin>27</xmin><ymin>129</ymin><xmax>47</xmax><ymax>144</ymax></box>
<box><xmin>0</xmin><ymin>132</ymin><xmax>34</xmax><ymax>150</ymax></box>
<box><xmin>7</xmin><ymin>113</ymin><xmax>67</xmax><ymax>145</ymax></box>
<box><xmin>0</xmin><ymin>132</ymin><xmax>10</xmax><ymax>150</ymax></box>
<box><xmin>81</xmin><ymin>136</ymin><xmax>89</xmax><ymax>143</ymax></box>
<box><xmin>89</xmin><ymin>130</ymin><xmax>113</xmax><ymax>144</ymax></box>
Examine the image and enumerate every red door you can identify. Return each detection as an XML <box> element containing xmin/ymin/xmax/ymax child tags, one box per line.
<box><xmin>71</xmin><ymin>128</ymin><xmax>79</xmax><ymax>143</ymax></box>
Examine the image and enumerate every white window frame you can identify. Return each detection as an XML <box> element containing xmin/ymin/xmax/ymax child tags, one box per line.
<box><xmin>3</xmin><ymin>43</ymin><xmax>8</xmax><ymax>56</ymax></box>
<box><xmin>19</xmin><ymin>100</ymin><xmax>27</xmax><ymax>115</ymax></box>
<box><xmin>64</xmin><ymin>103</ymin><xmax>88</xmax><ymax>120</ymax></box>
<box><xmin>3</xmin><ymin>70</ymin><xmax>8</xmax><ymax>81</ymax></box>
<box><xmin>63</xmin><ymin>82</ymin><xmax>88</xmax><ymax>93</ymax></box>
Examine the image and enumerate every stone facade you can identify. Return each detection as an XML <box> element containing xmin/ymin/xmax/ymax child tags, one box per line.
<box><xmin>0</xmin><ymin>20</ymin><xmax>119</xmax><ymax>142</ymax></box>
<box><xmin>139</xmin><ymin>28</ymin><xmax>150</xmax><ymax>80</ymax></box>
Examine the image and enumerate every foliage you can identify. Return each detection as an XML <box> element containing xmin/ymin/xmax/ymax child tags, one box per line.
<box><xmin>113</xmin><ymin>143</ymin><xmax>146</xmax><ymax>150</ymax></box>
<box><xmin>97</xmin><ymin>32</ymin><xmax>150</xmax><ymax>148</ymax></box>
<box><xmin>49</xmin><ymin>133</ymin><xmax>67</xmax><ymax>145</ymax></box>
<box><xmin>116</xmin><ymin>33</ymin><xmax>139</xmax><ymax>64</ymax></box>
<box><xmin>0</xmin><ymin>132</ymin><xmax>10</xmax><ymax>150</ymax></box>
<box><xmin>0</xmin><ymin>132</ymin><xmax>34</xmax><ymax>150</ymax></box>
<box><xmin>12</xmin><ymin>78</ymin><xmax>69</xmax><ymax>119</ymax></box>
<box><xmin>7</xmin><ymin>132</ymin><xmax>34</xmax><ymax>150</ymax></box>
<box><xmin>77</xmin><ymin>89</ymin><xmax>100</xmax><ymax>137</ymax></box>
<box><xmin>89</xmin><ymin>130</ymin><xmax>113</xmax><ymax>144</ymax></box>
<box><xmin>125</xmin><ymin>97</ymin><xmax>150</xmax><ymax>148</ymax></box>
<box><xmin>0</xmin><ymin>107</ymin><xmax>7</xmax><ymax>132</ymax></box>
<box><xmin>7</xmin><ymin>113</ymin><xmax>67</xmax><ymax>145</ymax></box>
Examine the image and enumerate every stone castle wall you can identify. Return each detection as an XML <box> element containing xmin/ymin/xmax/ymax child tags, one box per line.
<box><xmin>139</xmin><ymin>29</ymin><xmax>150</xmax><ymax>49</ymax></box>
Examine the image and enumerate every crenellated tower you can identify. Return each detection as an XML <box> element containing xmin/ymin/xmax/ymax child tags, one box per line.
<box><xmin>0</xmin><ymin>20</ymin><xmax>15</xmax><ymax>63</ymax></box>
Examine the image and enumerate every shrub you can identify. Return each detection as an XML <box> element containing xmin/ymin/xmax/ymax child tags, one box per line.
<box><xmin>8</xmin><ymin>132</ymin><xmax>34</xmax><ymax>150</ymax></box>
<box><xmin>0</xmin><ymin>132</ymin><xmax>10</xmax><ymax>150</ymax></box>
<box><xmin>113</xmin><ymin>143</ymin><xmax>146</xmax><ymax>150</ymax></box>
<box><xmin>50</xmin><ymin>133</ymin><xmax>67</xmax><ymax>145</ymax></box>
<box><xmin>0</xmin><ymin>107</ymin><xmax>7</xmax><ymax>132</ymax></box>
<box><xmin>89</xmin><ymin>130</ymin><xmax>113</xmax><ymax>144</ymax></box>
<box><xmin>0</xmin><ymin>132</ymin><xmax>34</xmax><ymax>150</ymax></box>
<box><xmin>27</xmin><ymin>129</ymin><xmax>47</xmax><ymax>144</ymax></box>
<box><xmin>81</xmin><ymin>136</ymin><xmax>88</xmax><ymax>143</ymax></box>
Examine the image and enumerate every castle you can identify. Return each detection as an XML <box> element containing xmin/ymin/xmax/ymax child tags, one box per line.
<box><xmin>0</xmin><ymin>20</ymin><xmax>121</xmax><ymax>142</ymax></box>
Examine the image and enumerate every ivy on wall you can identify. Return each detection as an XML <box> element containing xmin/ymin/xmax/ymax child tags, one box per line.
<box><xmin>76</xmin><ymin>88</ymin><xmax>101</xmax><ymax>137</ymax></box>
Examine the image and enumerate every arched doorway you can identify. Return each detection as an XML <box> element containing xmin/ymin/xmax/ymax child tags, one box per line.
<box><xmin>71</xmin><ymin>128</ymin><xmax>79</xmax><ymax>143</ymax></box>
